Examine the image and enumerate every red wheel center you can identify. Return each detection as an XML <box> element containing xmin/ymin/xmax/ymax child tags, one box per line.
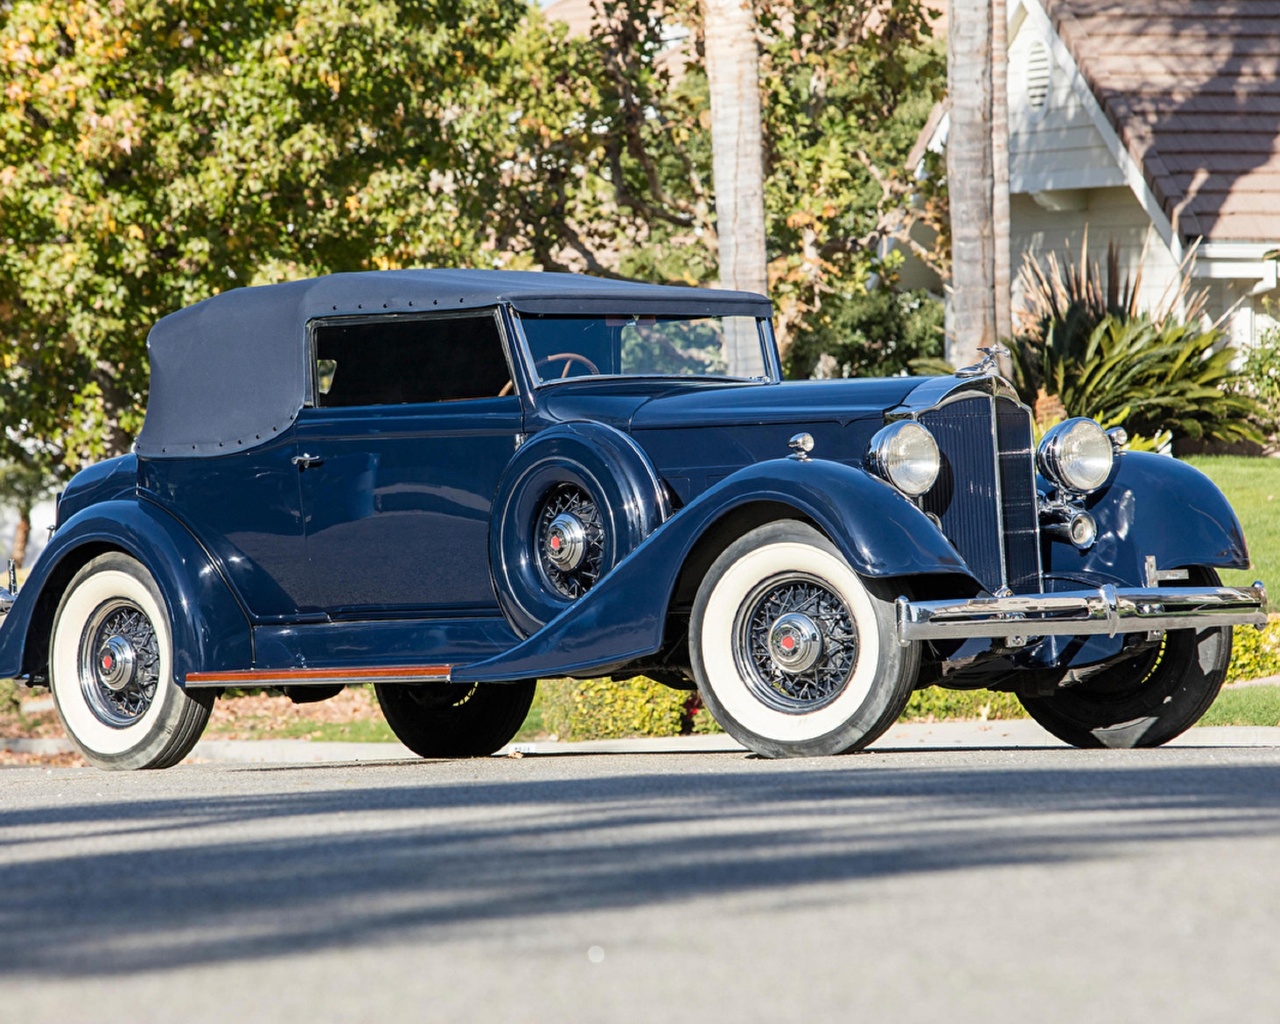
<box><xmin>780</xmin><ymin>635</ymin><xmax>796</xmax><ymax>652</ymax></box>
<box><xmin>550</xmin><ymin>535</ymin><xmax>562</xmax><ymax>551</ymax></box>
<box><xmin>102</xmin><ymin>654</ymin><xmax>114</xmax><ymax>671</ymax></box>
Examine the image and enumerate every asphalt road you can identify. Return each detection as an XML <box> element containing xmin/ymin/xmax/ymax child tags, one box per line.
<box><xmin>4</xmin><ymin>742</ymin><xmax>1280</xmax><ymax>1023</ymax></box>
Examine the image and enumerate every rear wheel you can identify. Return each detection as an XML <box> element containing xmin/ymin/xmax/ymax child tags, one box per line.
<box><xmin>690</xmin><ymin>521</ymin><xmax>918</xmax><ymax>758</ymax></box>
<box><xmin>1018</xmin><ymin>568</ymin><xmax>1231</xmax><ymax>748</ymax></box>
<box><xmin>374</xmin><ymin>680</ymin><xmax>536</xmax><ymax>758</ymax></box>
<box><xmin>49</xmin><ymin>553</ymin><xmax>212</xmax><ymax>770</ymax></box>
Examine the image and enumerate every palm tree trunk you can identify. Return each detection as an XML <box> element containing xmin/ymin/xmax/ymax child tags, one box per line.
<box><xmin>946</xmin><ymin>0</ymin><xmax>997</xmax><ymax>369</ymax></box>
<box><xmin>992</xmin><ymin>0</ymin><xmax>1013</xmax><ymax>350</ymax></box>
<box><xmin>701</xmin><ymin>0</ymin><xmax>768</xmax><ymax>374</ymax></box>
<box><xmin>10</xmin><ymin>509</ymin><xmax>30</xmax><ymax>570</ymax></box>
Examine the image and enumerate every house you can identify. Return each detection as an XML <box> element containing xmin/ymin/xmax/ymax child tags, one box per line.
<box><xmin>914</xmin><ymin>0</ymin><xmax>1280</xmax><ymax>348</ymax></box>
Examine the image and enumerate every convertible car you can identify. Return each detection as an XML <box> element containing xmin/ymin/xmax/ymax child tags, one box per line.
<box><xmin>0</xmin><ymin>270</ymin><xmax>1266</xmax><ymax>768</ymax></box>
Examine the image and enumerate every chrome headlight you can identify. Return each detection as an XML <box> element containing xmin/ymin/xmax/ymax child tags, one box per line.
<box><xmin>866</xmin><ymin>421</ymin><xmax>940</xmax><ymax>497</ymax></box>
<box><xmin>1038</xmin><ymin>417</ymin><xmax>1114</xmax><ymax>493</ymax></box>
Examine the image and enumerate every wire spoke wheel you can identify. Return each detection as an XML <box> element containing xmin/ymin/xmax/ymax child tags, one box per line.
<box><xmin>50</xmin><ymin>553</ymin><xmax>211</xmax><ymax>770</ymax></box>
<box><xmin>77</xmin><ymin>600</ymin><xmax>162</xmax><ymax>728</ymax></box>
<box><xmin>690</xmin><ymin>520</ymin><xmax>918</xmax><ymax>758</ymax></box>
<box><xmin>1018</xmin><ymin>567</ymin><xmax>1231</xmax><ymax>748</ymax></box>
<box><xmin>375</xmin><ymin>680</ymin><xmax>537</xmax><ymax>758</ymax></box>
<box><xmin>535</xmin><ymin>484</ymin><xmax>605</xmax><ymax>600</ymax></box>
<box><xmin>736</xmin><ymin>573</ymin><xmax>860</xmax><ymax>714</ymax></box>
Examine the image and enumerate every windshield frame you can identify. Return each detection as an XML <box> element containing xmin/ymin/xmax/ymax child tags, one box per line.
<box><xmin>511</xmin><ymin>310</ymin><xmax>783</xmax><ymax>388</ymax></box>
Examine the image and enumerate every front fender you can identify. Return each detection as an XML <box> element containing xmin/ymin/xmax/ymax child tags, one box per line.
<box><xmin>456</xmin><ymin>457</ymin><xmax>973</xmax><ymax>682</ymax></box>
<box><xmin>1052</xmin><ymin>452</ymin><xmax>1252</xmax><ymax>584</ymax></box>
<box><xmin>0</xmin><ymin>498</ymin><xmax>253</xmax><ymax>684</ymax></box>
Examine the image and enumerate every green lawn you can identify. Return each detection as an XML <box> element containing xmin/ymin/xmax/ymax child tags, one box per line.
<box><xmin>1183</xmin><ymin>455</ymin><xmax>1279</xmax><ymax>604</ymax></box>
<box><xmin>1198</xmin><ymin>685</ymin><xmax>1280</xmax><ymax>727</ymax></box>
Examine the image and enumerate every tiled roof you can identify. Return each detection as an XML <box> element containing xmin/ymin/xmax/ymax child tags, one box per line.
<box><xmin>1043</xmin><ymin>0</ymin><xmax>1280</xmax><ymax>243</ymax></box>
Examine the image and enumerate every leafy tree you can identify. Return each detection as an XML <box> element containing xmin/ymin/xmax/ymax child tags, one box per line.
<box><xmin>1</xmin><ymin>0</ymin><xmax>947</xmax><ymax>474</ymax></box>
<box><xmin>0</xmin><ymin>0</ymin><xmax>535</xmax><ymax>467</ymax></box>
<box><xmin>785</xmin><ymin>286</ymin><xmax>943</xmax><ymax>379</ymax></box>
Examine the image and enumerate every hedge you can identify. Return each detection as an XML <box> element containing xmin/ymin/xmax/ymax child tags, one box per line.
<box><xmin>1227</xmin><ymin>615</ymin><xmax>1280</xmax><ymax>684</ymax></box>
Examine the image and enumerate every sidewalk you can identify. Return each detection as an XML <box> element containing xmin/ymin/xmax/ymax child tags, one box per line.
<box><xmin>9</xmin><ymin>719</ymin><xmax>1280</xmax><ymax>763</ymax></box>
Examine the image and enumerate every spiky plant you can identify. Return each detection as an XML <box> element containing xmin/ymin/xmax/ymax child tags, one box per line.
<box><xmin>1012</xmin><ymin>232</ymin><xmax>1261</xmax><ymax>443</ymax></box>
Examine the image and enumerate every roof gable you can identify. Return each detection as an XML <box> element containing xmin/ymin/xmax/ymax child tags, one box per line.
<box><xmin>1039</xmin><ymin>0</ymin><xmax>1280</xmax><ymax>245</ymax></box>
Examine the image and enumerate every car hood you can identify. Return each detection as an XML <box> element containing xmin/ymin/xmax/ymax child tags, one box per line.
<box><xmin>541</xmin><ymin>376</ymin><xmax>931</xmax><ymax>508</ymax></box>
<box><xmin>540</xmin><ymin>376</ymin><xmax>923</xmax><ymax>432</ymax></box>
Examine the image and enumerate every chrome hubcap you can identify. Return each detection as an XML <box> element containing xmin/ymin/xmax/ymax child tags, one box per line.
<box><xmin>96</xmin><ymin>634</ymin><xmax>137</xmax><ymax>692</ymax></box>
<box><xmin>545</xmin><ymin>512</ymin><xmax>588</xmax><ymax>572</ymax></box>
<box><xmin>768</xmin><ymin>612</ymin><xmax>824</xmax><ymax>673</ymax></box>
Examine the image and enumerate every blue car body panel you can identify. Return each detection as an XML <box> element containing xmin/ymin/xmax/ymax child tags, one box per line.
<box><xmin>455</xmin><ymin>456</ymin><xmax>974</xmax><ymax>682</ymax></box>
<box><xmin>1048</xmin><ymin>451</ymin><xmax>1251</xmax><ymax>581</ymax></box>
<box><xmin>0</xmin><ymin>498</ymin><xmax>252</xmax><ymax>682</ymax></box>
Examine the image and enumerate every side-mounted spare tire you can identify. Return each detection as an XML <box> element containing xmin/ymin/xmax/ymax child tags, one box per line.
<box><xmin>489</xmin><ymin>422</ymin><xmax>669</xmax><ymax>637</ymax></box>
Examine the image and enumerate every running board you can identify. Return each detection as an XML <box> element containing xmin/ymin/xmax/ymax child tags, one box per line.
<box><xmin>183</xmin><ymin>665</ymin><xmax>453</xmax><ymax>688</ymax></box>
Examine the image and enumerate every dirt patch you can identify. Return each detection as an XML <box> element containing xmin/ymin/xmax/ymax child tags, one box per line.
<box><xmin>0</xmin><ymin>685</ymin><xmax>387</xmax><ymax>765</ymax></box>
<box><xmin>205</xmin><ymin>686</ymin><xmax>387</xmax><ymax>740</ymax></box>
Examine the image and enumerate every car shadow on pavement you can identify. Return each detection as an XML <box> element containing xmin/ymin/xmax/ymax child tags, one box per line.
<box><xmin>2</xmin><ymin>756</ymin><xmax>1279</xmax><ymax>977</ymax></box>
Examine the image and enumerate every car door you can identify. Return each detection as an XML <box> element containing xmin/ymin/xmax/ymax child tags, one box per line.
<box><xmin>293</xmin><ymin>309</ymin><xmax>524</xmax><ymax>615</ymax></box>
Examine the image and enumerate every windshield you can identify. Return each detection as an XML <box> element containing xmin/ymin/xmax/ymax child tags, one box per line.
<box><xmin>517</xmin><ymin>314</ymin><xmax>773</xmax><ymax>385</ymax></box>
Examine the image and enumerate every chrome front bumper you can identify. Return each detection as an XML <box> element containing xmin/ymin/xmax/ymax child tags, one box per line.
<box><xmin>896</xmin><ymin>582</ymin><xmax>1269</xmax><ymax>644</ymax></box>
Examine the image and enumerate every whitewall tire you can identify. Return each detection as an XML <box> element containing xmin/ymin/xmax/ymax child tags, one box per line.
<box><xmin>50</xmin><ymin>553</ymin><xmax>211</xmax><ymax>770</ymax></box>
<box><xmin>690</xmin><ymin>520</ymin><xmax>918</xmax><ymax>758</ymax></box>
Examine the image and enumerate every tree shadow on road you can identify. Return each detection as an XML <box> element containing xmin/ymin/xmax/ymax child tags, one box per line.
<box><xmin>2</xmin><ymin>754</ymin><xmax>1278</xmax><ymax>977</ymax></box>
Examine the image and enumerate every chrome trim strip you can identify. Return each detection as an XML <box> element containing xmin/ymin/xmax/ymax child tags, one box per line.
<box><xmin>987</xmin><ymin>394</ymin><xmax>1009</xmax><ymax>590</ymax></box>
<box><xmin>184</xmin><ymin>665</ymin><xmax>454</xmax><ymax>688</ymax></box>
<box><xmin>896</xmin><ymin>582</ymin><xmax>1268</xmax><ymax>643</ymax></box>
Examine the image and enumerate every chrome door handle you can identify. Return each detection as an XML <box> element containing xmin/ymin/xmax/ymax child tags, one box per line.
<box><xmin>291</xmin><ymin>453</ymin><xmax>324</xmax><ymax>470</ymax></box>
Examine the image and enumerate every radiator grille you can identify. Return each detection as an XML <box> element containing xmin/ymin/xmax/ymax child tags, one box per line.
<box><xmin>918</xmin><ymin>395</ymin><xmax>1041</xmax><ymax>594</ymax></box>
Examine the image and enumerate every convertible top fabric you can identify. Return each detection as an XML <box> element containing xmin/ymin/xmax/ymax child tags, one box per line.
<box><xmin>135</xmin><ymin>270</ymin><xmax>772</xmax><ymax>458</ymax></box>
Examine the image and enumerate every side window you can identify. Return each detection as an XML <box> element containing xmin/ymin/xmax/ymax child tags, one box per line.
<box><xmin>311</xmin><ymin>313</ymin><xmax>512</xmax><ymax>408</ymax></box>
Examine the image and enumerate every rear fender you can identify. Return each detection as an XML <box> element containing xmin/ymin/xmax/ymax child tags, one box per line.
<box><xmin>0</xmin><ymin>498</ymin><xmax>252</xmax><ymax>684</ymax></box>
<box><xmin>457</xmin><ymin>457</ymin><xmax>974</xmax><ymax>682</ymax></box>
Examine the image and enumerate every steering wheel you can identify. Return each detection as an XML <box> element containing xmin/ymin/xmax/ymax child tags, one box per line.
<box><xmin>499</xmin><ymin>352</ymin><xmax>601</xmax><ymax>396</ymax></box>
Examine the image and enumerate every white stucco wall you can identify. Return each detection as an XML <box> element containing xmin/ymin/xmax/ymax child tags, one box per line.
<box><xmin>1007</xmin><ymin>21</ymin><xmax>1125</xmax><ymax>195</ymax></box>
<box><xmin>1009</xmin><ymin>187</ymin><xmax>1184</xmax><ymax>315</ymax></box>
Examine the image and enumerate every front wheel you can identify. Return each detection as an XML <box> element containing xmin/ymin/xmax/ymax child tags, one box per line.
<box><xmin>1018</xmin><ymin>569</ymin><xmax>1232</xmax><ymax>749</ymax></box>
<box><xmin>374</xmin><ymin>680</ymin><xmax>537</xmax><ymax>758</ymax></box>
<box><xmin>690</xmin><ymin>520</ymin><xmax>919</xmax><ymax>758</ymax></box>
<box><xmin>49</xmin><ymin>553</ymin><xmax>212</xmax><ymax>770</ymax></box>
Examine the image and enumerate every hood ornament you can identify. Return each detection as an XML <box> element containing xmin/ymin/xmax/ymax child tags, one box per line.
<box><xmin>956</xmin><ymin>345</ymin><xmax>1011</xmax><ymax>379</ymax></box>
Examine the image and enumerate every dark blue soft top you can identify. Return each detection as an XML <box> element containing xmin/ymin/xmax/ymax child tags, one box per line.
<box><xmin>135</xmin><ymin>269</ymin><xmax>772</xmax><ymax>459</ymax></box>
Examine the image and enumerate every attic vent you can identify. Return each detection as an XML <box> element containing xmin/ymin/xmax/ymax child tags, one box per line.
<box><xmin>1024</xmin><ymin>40</ymin><xmax>1052</xmax><ymax>114</ymax></box>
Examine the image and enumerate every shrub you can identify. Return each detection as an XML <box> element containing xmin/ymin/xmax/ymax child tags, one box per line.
<box><xmin>1013</xmin><ymin>236</ymin><xmax>1263</xmax><ymax>443</ymax></box>
<box><xmin>899</xmin><ymin>687</ymin><xmax>1027</xmax><ymax>721</ymax></box>
<box><xmin>1227</xmin><ymin>617</ymin><xmax>1280</xmax><ymax>684</ymax></box>
<box><xmin>0</xmin><ymin>678</ymin><xmax>19</xmax><ymax>716</ymax></box>
<box><xmin>785</xmin><ymin>287</ymin><xmax>944</xmax><ymax>380</ymax></box>
<box><xmin>1235</xmin><ymin>328</ymin><xmax>1280</xmax><ymax>444</ymax></box>
<box><xmin>1039</xmin><ymin>314</ymin><xmax>1260</xmax><ymax>443</ymax></box>
<box><xmin>539</xmin><ymin>676</ymin><xmax>690</xmax><ymax>741</ymax></box>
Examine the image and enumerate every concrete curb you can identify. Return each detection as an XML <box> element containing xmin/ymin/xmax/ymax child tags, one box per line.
<box><xmin>181</xmin><ymin>721</ymin><xmax>1280</xmax><ymax>762</ymax></box>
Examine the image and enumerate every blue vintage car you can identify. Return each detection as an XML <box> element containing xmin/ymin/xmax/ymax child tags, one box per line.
<box><xmin>0</xmin><ymin>269</ymin><xmax>1266</xmax><ymax>768</ymax></box>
